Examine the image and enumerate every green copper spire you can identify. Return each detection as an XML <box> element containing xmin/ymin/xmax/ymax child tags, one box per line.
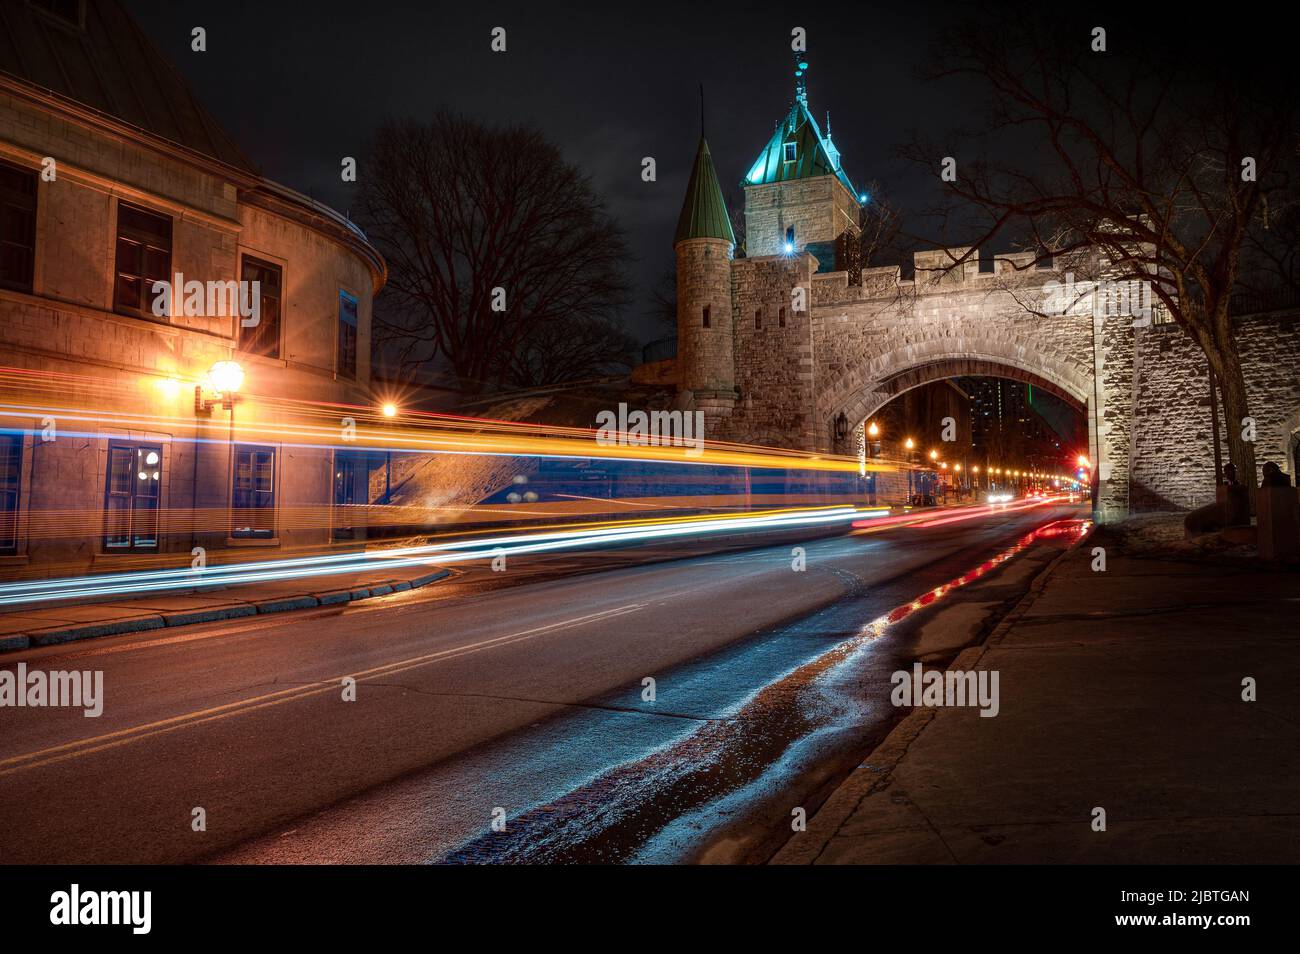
<box><xmin>674</xmin><ymin>138</ymin><xmax>734</xmax><ymax>245</ymax></box>
<box><xmin>744</xmin><ymin>54</ymin><xmax>855</xmax><ymax>192</ymax></box>
<box><xmin>743</xmin><ymin>97</ymin><xmax>859</xmax><ymax>198</ymax></box>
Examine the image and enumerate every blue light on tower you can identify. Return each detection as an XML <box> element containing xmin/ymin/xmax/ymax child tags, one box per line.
<box><xmin>783</xmin><ymin>241</ymin><xmax>795</xmax><ymax>254</ymax></box>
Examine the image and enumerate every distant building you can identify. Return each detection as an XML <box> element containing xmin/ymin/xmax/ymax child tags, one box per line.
<box><xmin>963</xmin><ymin>378</ymin><xmax>1072</xmax><ymax>474</ymax></box>
<box><xmin>0</xmin><ymin>0</ymin><xmax>385</xmax><ymax>576</ymax></box>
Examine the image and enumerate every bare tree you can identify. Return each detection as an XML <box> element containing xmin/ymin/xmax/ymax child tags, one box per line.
<box><xmin>359</xmin><ymin>113</ymin><xmax>633</xmax><ymax>391</ymax></box>
<box><xmin>857</xmin><ymin>180</ymin><xmax>905</xmax><ymax>268</ymax></box>
<box><xmin>647</xmin><ymin>265</ymin><xmax>677</xmax><ymax>333</ymax></box>
<box><xmin>501</xmin><ymin>314</ymin><xmax>638</xmax><ymax>388</ymax></box>
<box><xmin>904</xmin><ymin>12</ymin><xmax>1297</xmax><ymax>491</ymax></box>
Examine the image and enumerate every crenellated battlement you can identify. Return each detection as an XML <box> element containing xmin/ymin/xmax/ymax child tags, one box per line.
<box><xmin>807</xmin><ymin>245</ymin><xmax>1092</xmax><ymax>307</ymax></box>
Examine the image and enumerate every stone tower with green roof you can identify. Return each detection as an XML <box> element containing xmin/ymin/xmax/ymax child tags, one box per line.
<box><xmin>674</xmin><ymin>136</ymin><xmax>738</xmax><ymax>424</ymax></box>
<box><xmin>669</xmin><ymin>58</ymin><xmax>866</xmax><ymax>446</ymax></box>
<box><xmin>742</xmin><ymin>55</ymin><xmax>862</xmax><ymax>269</ymax></box>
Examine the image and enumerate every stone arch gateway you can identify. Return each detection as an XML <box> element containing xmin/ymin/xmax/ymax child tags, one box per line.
<box><xmin>650</xmin><ymin>76</ymin><xmax>1300</xmax><ymax>522</ymax></box>
<box><xmin>711</xmin><ymin>247</ymin><xmax>1136</xmax><ymax>518</ymax></box>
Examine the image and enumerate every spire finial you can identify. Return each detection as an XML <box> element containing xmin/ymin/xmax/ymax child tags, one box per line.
<box><xmin>794</xmin><ymin>50</ymin><xmax>808</xmax><ymax>106</ymax></box>
<box><xmin>826</xmin><ymin>110</ymin><xmax>831</xmax><ymax>135</ymax></box>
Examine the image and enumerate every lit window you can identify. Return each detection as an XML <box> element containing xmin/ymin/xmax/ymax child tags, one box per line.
<box><xmin>784</xmin><ymin>142</ymin><xmax>797</xmax><ymax>162</ymax></box>
<box><xmin>231</xmin><ymin>446</ymin><xmax>276</xmax><ymax>539</ymax></box>
<box><xmin>332</xmin><ymin>449</ymin><xmax>365</xmax><ymax>541</ymax></box>
<box><xmin>104</xmin><ymin>444</ymin><xmax>161</xmax><ymax>551</ymax></box>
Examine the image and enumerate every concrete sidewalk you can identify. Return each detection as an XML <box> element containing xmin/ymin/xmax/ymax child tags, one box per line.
<box><xmin>774</xmin><ymin>519</ymin><xmax>1300</xmax><ymax>864</ymax></box>
<box><xmin>0</xmin><ymin>562</ymin><xmax>450</xmax><ymax>652</ymax></box>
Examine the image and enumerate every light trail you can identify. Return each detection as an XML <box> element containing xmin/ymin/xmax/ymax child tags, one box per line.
<box><xmin>0</xmin><ymin>505</ymin><xmax>893</xmax><ymax>606</ymax></box>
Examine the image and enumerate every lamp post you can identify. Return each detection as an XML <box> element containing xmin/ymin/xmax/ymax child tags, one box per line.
<box><xmin>867</xmin><ymin>421</ymin><xmax>880</xmax><ymax>505</ymax></box>
<box><xmin>380</xmin><ymin>403</ymin><xmax>400</xmax><ymax>505</ymax></box>
<box><xmin>905</xmin><ymin>437</ymin><xmax>915</xmax><ymax>504</ymax></box>
<box><xmin>195</xmin><ymin>361</ymin><xmax>244</xmax><ymax>547</ymax></box>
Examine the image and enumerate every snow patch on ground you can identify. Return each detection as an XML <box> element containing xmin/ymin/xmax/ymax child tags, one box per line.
<box><xmin>1114</xmin><ymin>512</ymin><xmax>1259</xmax><ymax>560</ymax></box>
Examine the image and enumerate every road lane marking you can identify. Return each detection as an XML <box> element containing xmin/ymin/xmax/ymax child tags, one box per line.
<box><xmin>0</xmin><ymin>602</ymin><xmax>648</xmax><ymax>778</ymax></box>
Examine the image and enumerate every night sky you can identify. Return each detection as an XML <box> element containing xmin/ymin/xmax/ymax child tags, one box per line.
<box><xmin>124</xmin><ymin>1</ymin><xmax>1263</xmax><ymax>344</ymax></box>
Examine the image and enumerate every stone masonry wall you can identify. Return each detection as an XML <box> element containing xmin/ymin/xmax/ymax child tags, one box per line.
<box><xmin>1095</xmin><ymin>311</ymin><xmax>1134</xmax><ymax>520</ymax></box>
<box><xmin>674</xmin><ymin>237</ymin><xmax>735</xmax><ymax>397</ymax></box>
<box><xmin>726</xmin><ymin>253</ymin><xmax>818</xmax><ymax>449</ymax></box>
<box><xmin>743</xmin><ymin>176</ymin><xmax>858</xmax><ymax>258</ymax></box>
<box><xmin>1130</xmin><ymin>312</ymin><xmax>1300</xmax><ymax>511</ymax></box>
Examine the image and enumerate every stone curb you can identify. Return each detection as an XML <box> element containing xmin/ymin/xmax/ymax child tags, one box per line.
<box><xmin>0</xmin><ymin>568</ymin><xmax>452</xmax><ymax>654</ymax></box>
<box><xmin>28</xmin><ymin>615</ymin><xmax>166</xmax><ymax>648</ymax></box>
<box><xmin>769</xmin><ymin>527</ymin><xmax>1092</xmax><ymax>865</ymax></box>
<box><xmin>161</xmin><ymin>605</ymin><xmax>258</xmax><ymax>627</ymax></box>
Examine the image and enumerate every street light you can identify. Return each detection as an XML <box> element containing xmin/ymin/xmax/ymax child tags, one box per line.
<box><xmin>864</xmin><ymin>421</ymin><xmax>881</xmax><ymax>504</ymax></box>
<box><xmin>209</xmin><ymin>360</ymin><xmax>244</xmax><ymax>395</ymax></box>
<box><xmin>378</xmin><ymin>402</ymin><xmax>401</xmax><ymax>502</ymax></box>
<box><xmin>196</xmin><ymin>360</ymin><xmax>244</xmax><ymax>413</ymax></box>
<box><xmin>904</xmin><ymin>438</ymin><xmax>916</xmax><ymax>503</ymax></box>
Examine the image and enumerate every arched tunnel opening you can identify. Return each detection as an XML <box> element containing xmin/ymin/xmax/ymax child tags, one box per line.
<box><xmin>847</xmin><ymin>370</ymin><xmax>1090</xmax><ymax>505</ymax></box>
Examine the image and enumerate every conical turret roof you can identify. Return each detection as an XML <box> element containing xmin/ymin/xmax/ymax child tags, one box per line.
<box><xmin>674</xmin><ymin>138</ymin><xmax>734</xmax><ymax>245</ymax></box>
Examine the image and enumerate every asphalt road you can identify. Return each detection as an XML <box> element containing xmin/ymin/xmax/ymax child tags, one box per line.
<box><xmin>0</xmin><ymin>502</ymin><xmax>1085</xmax><ymax>864</ymax></box>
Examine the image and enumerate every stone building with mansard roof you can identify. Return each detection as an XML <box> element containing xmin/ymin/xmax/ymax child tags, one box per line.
<box><xmin>0</xmin><ymin>0</ymin><xmax>386</xmax><ymax>576</ymax></box>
